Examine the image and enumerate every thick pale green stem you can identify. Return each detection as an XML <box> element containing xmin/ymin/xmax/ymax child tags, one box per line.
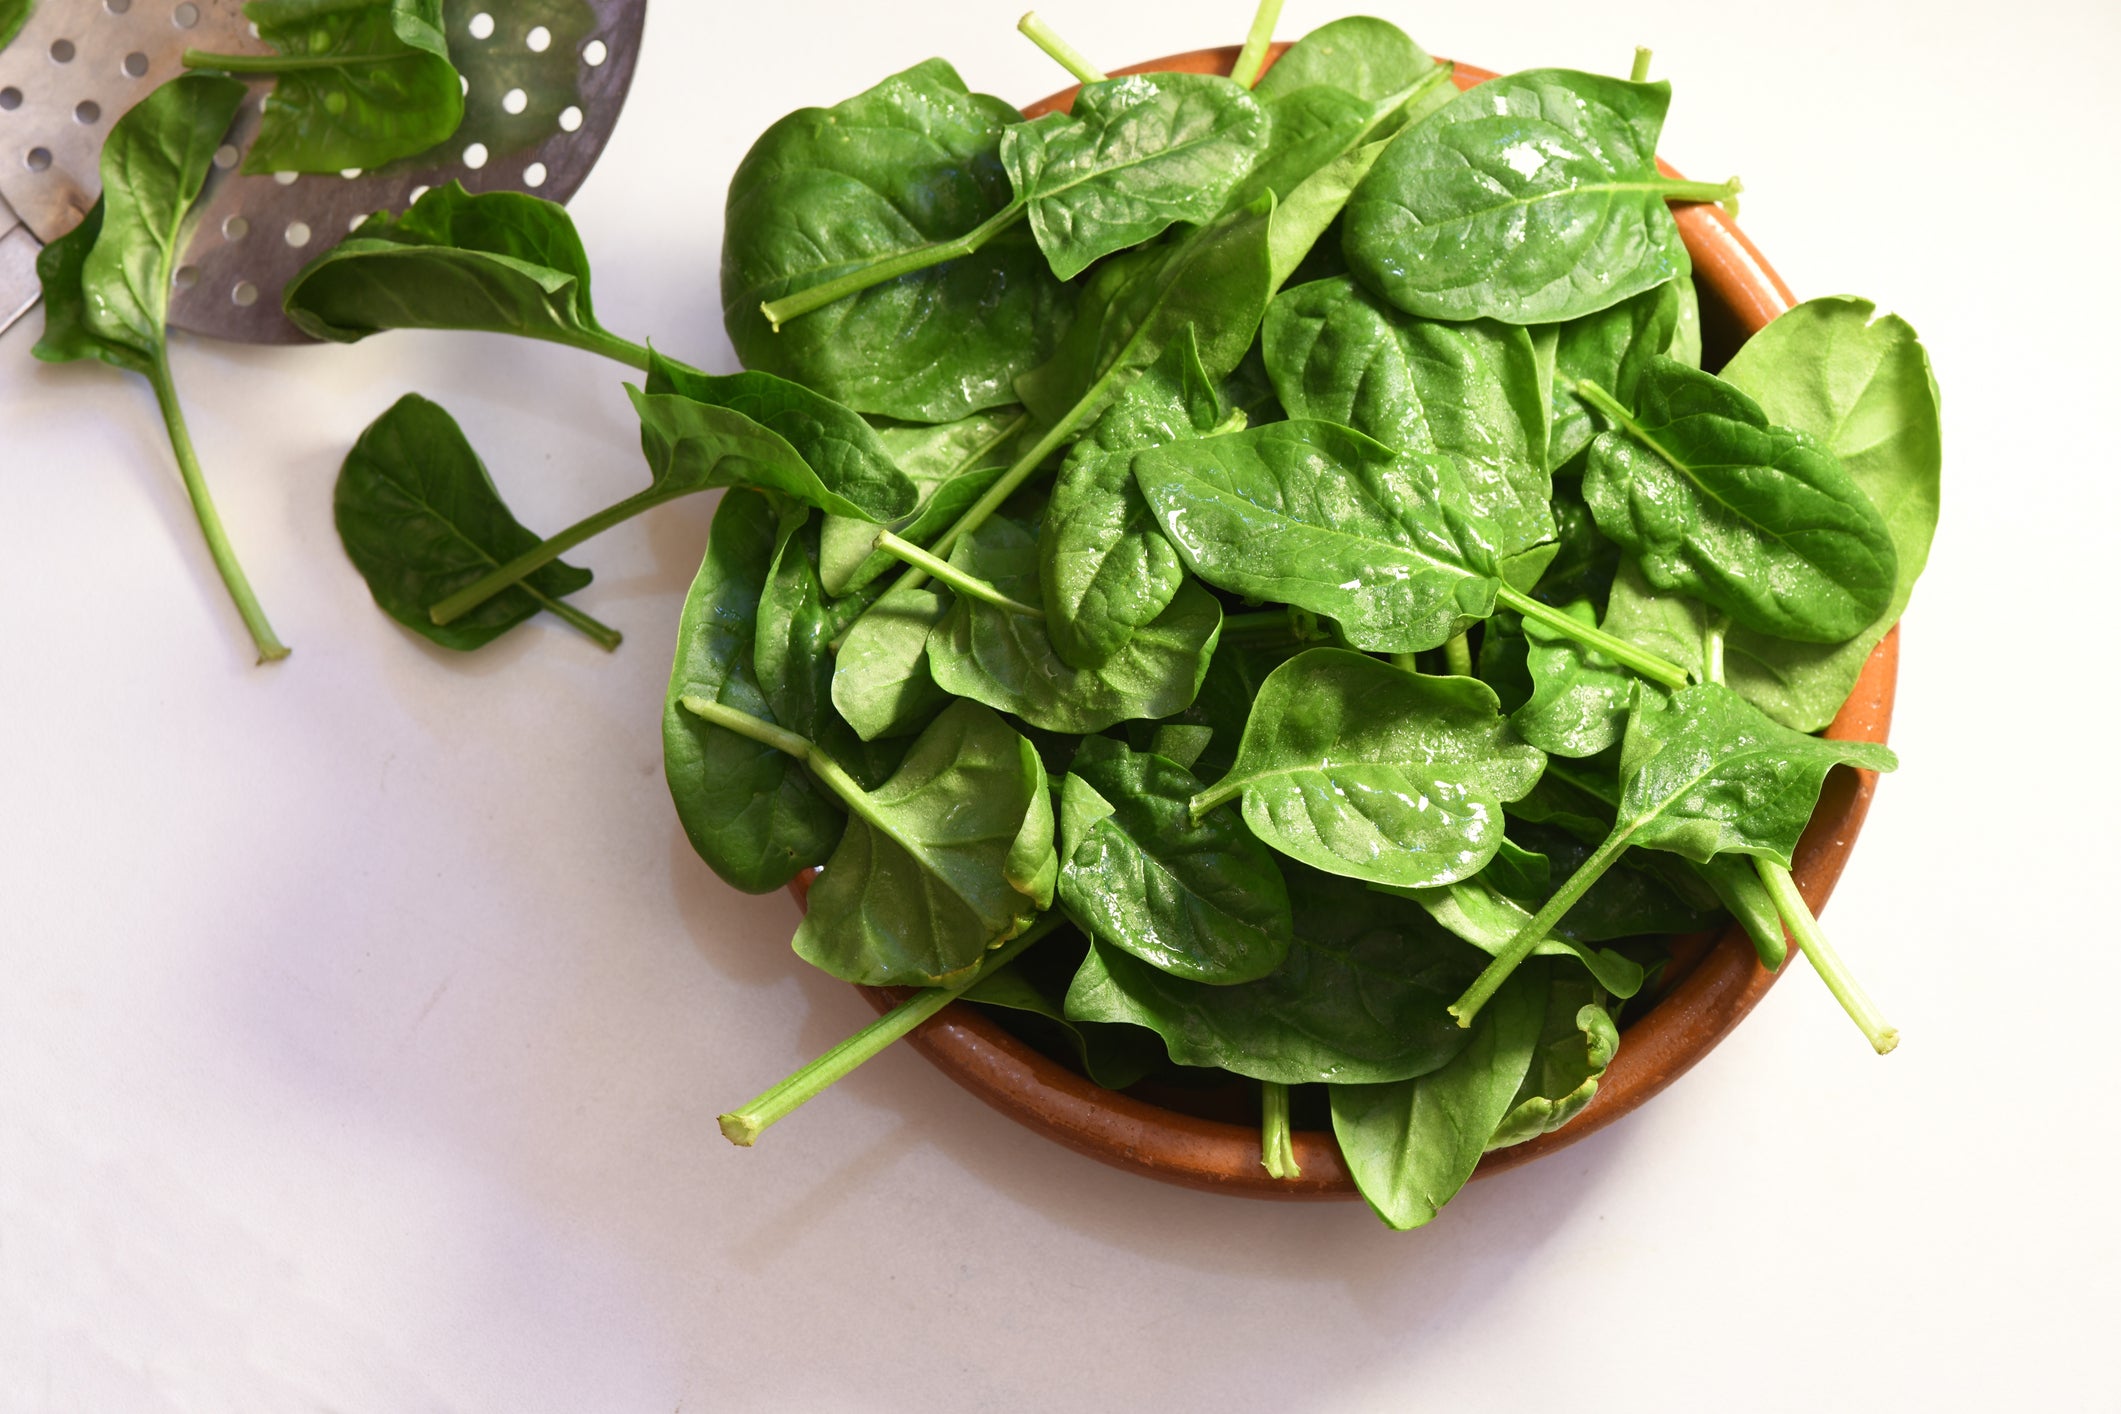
<box><xmin>1451</xmin><ymin>829</ymin><xmax>1635</xmax><ymax>1026</ymax></box>
<box><xmin>1017</xmin><ymin>12</ymin><xmax>1106</xmax><ymax>84</ymax></box>
<box><xmin>1630</xmin><ymin>46</ymin><xmax>1653</xmax><ymax>82</ymax></box>
<box><xmin>1496</xmin><ymin>584</ymin><xmax>1691</xmax><ymax>690</ymax></box>
<box><xmin>1260</xmin><ymin>1080</ymin><xmax>1300</xmax><ymax>1179</ymax></box>
<box><xmin>1231</xmin><ymin>0</ymin><xmax>1286</xmax><ymax>89</ymax></box>
<box><xmin>148</xmin><ymin>354</ymin><xmax>289</xmax><ymax>664</ymax></box>
<box><xmin>758</xmin><ymin>202</ymin><xmax>1028</xmax><ymax>331</ymax></box>
<box><xmin>718</xmin><ymin>915</ymin><xmax>1062</xmax><ymax>1145</ymax></box>
<box><xmin>429</xmin><ymin>484</ymin><xmax>675</xmax><ymax>626</ymax></box>
<box><xmin>522</xmin><ymin>585</ymin><xmax>622</xmax><ymax>651</ymax></box>
<box><xmin>1443</xmin><ymin>631</ymin><xmax>1473</xmax><ymax>678</ymax></box>
<box><xmin>1390</xmin><ymin>652</ymin><xmax>1418</xmax><ymax>672</ymax></box>
<box><xmin>1756</xmin><ymin>859</ymin><xmax>1899</xmax><ymax>1055</ymax></box>
<box><xmin>872</xmin><ymin>530</ymin><xmax>1044</xmax><ymax>619</ymax></box>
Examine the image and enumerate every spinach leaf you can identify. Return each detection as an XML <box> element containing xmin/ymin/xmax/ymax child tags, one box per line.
<box><xmin>1342</xmin><ymin>69</ymin><xmax>1736</xmax><ymax>324</ymax></box>
<box><xmin>1254</xmin><ymin>16</ymin><xmax>1437</xmax><ymax>104</ymax></box>
<box><xmin>819</xmin><ymin>410</ymin><xmax>1023</xmax><ymax>598</ymax></box>
<box><xmin>1239</xmin><ymin>18</ymin><xmax>1453</xmax><ymax>210</ymax></box>
<box><xmin>183</xmin><ymin>0</ymin><xmax>462</xmax><ymax>174</ymax></box>
<box><xmin>1526</xmin><ymin>481</ymin><xmax>1621</xmax><ymax>607</ymax></box>
<box><xmin>1041</xmin><ymin>328</ymin><xmax>1225</xmax><ymax>669</ymax></box>
<box><xmin>1002</xmin><ymin>73</ymin><xmax>1267</xmax><ymax>279</ymax></box>
<box><xmin>1065</xmin><ymin>865</ymin><xmax>1481</xmax><ymax>1084</ymax></box>
<box><xmin>1581</xmin><ymin>357</ymin><xmax>1898</xmax><ymax>644</ymax></box>
<box><xmin>1386</xmin><ymin>876</ymin><xmax>1645</xmax><ymax>998</ymax></box>
<box><xmin>335</xmin><ymin>393</ymin><xmax>614</xmax><ymax>651</ymax></box>
<box><xmin>1486</xmin><ymin>968</ymin><xmax>1618</xmax><ymax>1150</ymax></box>
<box><xmin>1514</xmin><ymin>599</ymin><xmax>1633</xmax><ymax>757</ymax></box>
<box><xmin>786</xmin><ymin>699</ymin><xmax>1056</xmax><ymax>987</ymax></box>
<box><xmin>831</xmin><ymin>588</ymin><xmax>954</xmax><ymax>740</ymax></box>
<box><xmin>281</xmin><ymin>183</ymin><xmax>637</xmax><ymax>362</ymax></box>
<box><xmin>0</xmin><ymin>0</ymin><xmax>29</xmax><ymax>51</ymax></box>
<box><xmin>1167</xmin><ymin>632</ymin><xmax>1307</xmax><ymax>783</ymax></box>
<box><xmin>721</xmin><ymin>59</ymin><xmax>1070</xmax><ymax>422</ymax></box>
<box><xmin>1056</xmin><ymin>737</ymin><xmax>1292</xmax><ymax>984</ymax></box>
<box><xmin>1328</xmin><ymin>963</ymin><xmax>1544</xmax><ymax>1229</ymax></box>
<box><xmin>959</xmin><ymin>930</ymin><xmax>1166</xmax><ymax>1090</ymax></box>
<box><xmin>1262</xmin><ymin>275</ymin><xmax>1554</xmax><ymax>545</ymax></box>
<box><xmin>1545</xmin><ymin>276</ymin><xmax>1688</xmax><ymax>474</ymax></box>
<box><xmin>664</xmin><ymin>491</ymin><xmax>844</xmax><ymax>893</ymax></box>
<box><xmin>1132</xmin><ymin>419</ymin><xmax>1525</xmax><ymax>654</ymax></box>
<box><xmin>1714</xmin><ymin>298</ymin><xmax>1943</xmax><ymax>729</ymax></box>
<box><xmin>927</xmin><ymin>512</ymin><xmax>1221</xmax><ymax>733</ymax></box>
<box><xmin>33</xmin><ymin>75</ymin><xmax>287</xmax><ymax>664</ymax></box>
<box><xmin>1190</xmin><ymin>649</ymin><xmax>1544</xmax><ymax>889</ymax></box>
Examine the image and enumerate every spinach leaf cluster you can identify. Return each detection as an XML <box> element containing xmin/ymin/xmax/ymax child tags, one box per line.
<box><xmin>281</xmin><ymin>8</ymin><xmax>1940</xmax><ymax>1229</ymax></box>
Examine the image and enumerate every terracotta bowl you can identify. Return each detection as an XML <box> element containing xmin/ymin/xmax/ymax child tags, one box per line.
<box><xmin>788</xmin><ymin>44</ymin><xmax>1898</xmax><ymax>1200</ymax></box>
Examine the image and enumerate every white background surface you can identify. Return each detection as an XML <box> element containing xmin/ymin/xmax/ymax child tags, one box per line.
<box><xmin>2</xmin><ymin>1</ymin><xmax>2116</xmax><ymax>1409</ymax></box>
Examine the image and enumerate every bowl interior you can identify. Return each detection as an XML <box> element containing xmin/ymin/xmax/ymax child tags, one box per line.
<box><xmin>789</xmin><ymin>44</ymin><xmax>1899</xmax><ymax>1199</ymax></box>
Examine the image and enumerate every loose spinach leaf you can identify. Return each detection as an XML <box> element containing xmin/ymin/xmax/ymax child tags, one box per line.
<box><xmin>1713</xmin><ymin>298</ymin><xmax>1943</xmax><ymax>729</ymax></box>
<box><xmin>1002</xmin><ymin>73</ymin><xmax>1267</xmax><ymax>280</ymax></box>
<box><xmin>1328</xmin><ymin>963</ymin><xmax>1544</xmax><ymax>1229</ymax></box>
<box><xmin>1581</xmin><ymin>357</ymin><xmax>1899</xmax><ymax>644</ymax></box>
<box><xmin>1133</xmin><ymin>419</ymin><xmax>1527</xmax><ymax>653</ymax></box>
<box><xmin>927</xmin><ymin>511</ymin><xmax>1221</xmax><ymax>733</ymax></box>
<box><xmin>722</xmin><ymin>59</ymin><xmax>1070</xmax><ymax>422</ymax></box>
<box><xmin>1065</xmin><ymin>865</ymin><xmax>1481</xmax><ymax>1084</ymax></box>
<box><xmin>282</xmin><ymin>183</ymin><xmax>626</xmax><ymax>356</ymax></box>
<box><xmin>1343</xmin><ymin>69</ymin><xmax>1730</xmax><ymax>324</ymax></box>
<box><xmin>1193</xmin><ymin>649</ymin><xmax>1545</xmax><ymax>889</ymax></box>
<box><xmin>831</xmin><ymin>587</ymin><xmax>954</xmax><ymax>740</ymax></box>
<box><xmin>1545</xmin><ymin>276</ymin><xmax>1687</xmax><ymax>474</ymax></box>
<box><xmin>1056</xmin><ymin>737</ymin><xmax>1292</xmax><ymax>984</ymax></box>
<box><xmin>1486</xmin><ymin>968</ymin><xmax>1618</xmax><ymax>1150</ymax></box>
<box><xmin>33</xmin><ymin>75</ymin><xmax>286</xmax><ymax>663</ymax></box>
<box><xmin>1041</xmin><ymin>328</ymin><xmax>1224</xmax><ymax>669</ymax></box>
<box><xmin>184</xmin><ymin>0</ymin><xmax>462</xmax><ymax>174</ymax></box>
<box><xmin>819</xmin><ymin>410</ymin><xmax>1022</xmax><ymax>598</ymax></box>
<box><xmin>335</xmin><ymin>393</ymin><xmax>610</xmax><ymax>651</ymax></box>
<box><xmin>664</xmin><ymin>491</ymin><xmax>844</xmax><ymax>894</ymax></box>
<box><xmin>1262</xmin><ymin>275</ymin><xmax>1554</xmax><ymax>544</ymax></box>
<box><xmin>789</xmin><ymin>699</ymin><xmax>1055</xmax><ymax>987</ymax></box>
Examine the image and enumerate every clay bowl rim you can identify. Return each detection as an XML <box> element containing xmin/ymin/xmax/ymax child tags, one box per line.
<box><xmin>786</xmin><ymin>43</ymin><xmax>1899</xmax><ymax>1201</ymax></box>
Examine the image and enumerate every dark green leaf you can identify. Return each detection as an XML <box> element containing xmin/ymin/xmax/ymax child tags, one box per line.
<box><xmin>721</xmin><ymin>59</ymin><xmax>1070</xmax><ymax>422</ymax></box>
<box><xmin>1199</xmin><ymin>649</ymin><xmax>1544</xmax><ymax>888</ymax></box>
<box><xmin>1133</xmin><ymin>419</ymin><xmax>1524</xmax><ymax>653</ymax></box>
<box><xmin>189</xmin><ymin>0</ymin><xmax>462</xmax><ymax>174</ymax></box>
<box><xmin>831</xmin><ymin>587</ymin><xmax>954</xmax><ymax>740</ymax></box>
<box><xmin>819</xmin><ymin>409</ymin><xmax>1022</xmax><ymax>597</ymax></box>
<box><xmin>1328</xmin><ymin>962</ymin><xmax>1545</xmax><ymax>1229</ymax></box>
<box><xmin>1065</xmin><ymin>865</ymin><xmax>1481</xmax><ymax>1083</ymax></box>
<box><xmin>1545</xmin><ymin>277</ymin><xmax>1687</xmax><ymax>473</ymax></box>
<box><xmin>1056</xmin><ymin>737</ymin><xmax>1292</xmax><ymax>984</ymax></box>
<box><xmin>927</xmin><ymin>512</ymin><xmax>1221</xmax><ymax>733</ymax></box>
<box><xmin>664</xmin><ymin>491</ymin><xmax>843</xmax><ymax>893</ymax></box>
<box><xmin>791</xmin><ymin>700</ymin><xmax>1055</xmax><ymax>987</ymax></box>
<box><xmin>958</xmin><ymin>925</ymin><xmax>1165</xmax><ymax>1089</ymax></box>
<box><xmin>1386</xmin><ymin>875</ymin><xmax>1644</xmax><ymax>998</ymax></box>
<box><xmin>32</xmin><ymin>202</ymin><xmax>150</xmax><ymax>374</ymax></box>
<box><xmin>334</xmin><ymin>393</ymin><xmax>597</xmax><ymax>650</ymax></box>
<box><xmin>1343</xmin><ymin>69</ymin><xmax>1694</xmax><ymax>323</ymax></box>
<box><xmin>1514</xmin><ymin>599</ymin><xmax>1633</xmax><ymax>758</ymax></box>
<box><xmin>1002</xmin><ymin>73</ymin><xmax>1266</xmax><ymax>280</ymax></box>
<box><xmin>1583</xmin><ymin>357</ymin><xmax>1899</xmax><ymax>643</ymax></box>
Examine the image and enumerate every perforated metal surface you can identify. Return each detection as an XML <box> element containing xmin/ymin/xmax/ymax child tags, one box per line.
<box><xmin>0</xmin><ymin>0</ymin><xmax>641</xmax><ymax>342</ymax></box>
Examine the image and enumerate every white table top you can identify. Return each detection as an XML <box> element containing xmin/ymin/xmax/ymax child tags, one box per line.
<box><xmin>3</xmin><ymin>1</ymin><xmax>2115</xmax><ymax>1408</ymax></box>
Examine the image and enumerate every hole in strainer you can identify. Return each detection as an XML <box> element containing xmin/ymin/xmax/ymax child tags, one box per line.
<box><xmin>526</xmin><ymin>25</ymin><xmax>550</xmax><ymax>51</ymax></box>
<box><xmin>462</xmin><ymin>141</ymin><xmax>488</xmax><ymax>169</ymax></box>
<box><xmin>172</xmin><ymin>265</ymin><xmax>199</xmax><ymax>290</ymax></box>
<box><xmin>106</xmin><ymin>0</ymin><xmax>133</xmax><ymax>12</ymax></box>
<box><xmin>213</xmin><ymin>143</ymin><xmax>237</xmax><ymax>169</ymax></box>
<box><xmin>123</xmin><ymin>52</ymin><xmax>150</xmax><ymax>78</ymax></box>
<box><xmin>231</xmin><ymin>280</ymin><xmax>258</xmax><ymax>307</ymax></box>
<box><xmin>468</xmin><ymin>11</ymin><xmax>494</xmax><ymax>39</ymax></box>
<box><xmin>25</xmin><ymin>147</ymin><xmax>51</xmax><ymax>172</ymax></box>
<box><xmin>0</xmin><ymin>88</ymin><xmax>22</xmax><ymax>112</ymax></box>
<box><xmin>408</xmin><ymin>183</ymin><xmax>430</xmax><ymax>203</ymax></box>
<box><xmin>50</xmin><ymin>39</ymin><xmax>77</xmax><ymax>63</ymax></box>
<box><xmin>340</xmin><ymin>167</ymin><xmax>361</xmax><ymax>179</ymax></box>
<box><xmin>284</xmin><ymin>220</ymin><xmax>312</xmax><ymax>247</ymax></box>
<box><xmin>172</xmin><ymin>3</ymin><xmax>199</xmax><ymax>29</ymax></box>
<box><xmin>582</xmin><ymin>39</ymin><xmax>607</xmax><ymax>67</ymax></box>
<box><xmin>273</xmin><ymin>170</ymin><xmax>297</xmax><ymax>186</ymax></box>
<box><xmin>75</xmin><ymin>101</ymin><xmax>101</xmax><ymax>125</ymax></box>
<box><xmin>523</xmin><ymin>161</ymin><xmax>547</xmax><ymax>187</ymax></box>
<box><xmin>348</xmin><ymin>212</ymin><xmax>366</xmax><ymax>232</ymax></box>
<box><xmin>223</xmin><ymin>214</ymin><xmax>248</xmax><ymax>240</ymax></box>
<box><xmin>502</xmin><ymin>87</ymin><xmax>527</xmax><ymax>115</ymax></box>
<box><xmin>558</xmin><ymin>105</ymin><xmax>582</xmax><ymax>132</ymax></box>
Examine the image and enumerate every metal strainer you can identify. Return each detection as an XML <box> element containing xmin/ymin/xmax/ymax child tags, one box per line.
<box><xmin>0</xmin><ymin>0</ymin><xmax>643</xmax><ymax>342</ymax></box>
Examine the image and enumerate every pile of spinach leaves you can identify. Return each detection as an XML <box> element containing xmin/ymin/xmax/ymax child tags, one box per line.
<box><xmin>281</xmin><ymin>5</ymin><xmax>1939</xmax><ymax>1230</ymax></box>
